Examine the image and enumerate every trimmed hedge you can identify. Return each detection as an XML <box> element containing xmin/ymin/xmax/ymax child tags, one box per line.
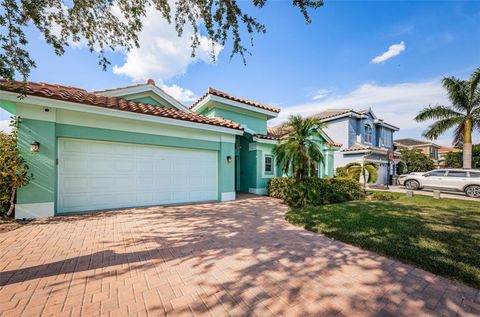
<box><xmin>268</xmin><ymin>176</ymin><xmax>365</xmax><ymax>207</ymax></box>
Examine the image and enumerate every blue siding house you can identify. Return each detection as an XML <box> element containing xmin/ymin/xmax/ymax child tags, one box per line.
<box><xmin>313</xmin><ymin>108</ymin><xmax>399</xmax><ymax>185</ymax></box>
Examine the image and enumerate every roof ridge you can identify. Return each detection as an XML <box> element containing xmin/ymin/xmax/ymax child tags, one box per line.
<box><xmin>191</xmin><ymin>87</ymin><xmax>281</xmax><ymax>113</ymax></box>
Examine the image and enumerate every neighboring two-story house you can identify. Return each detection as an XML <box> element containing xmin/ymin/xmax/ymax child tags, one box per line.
<box><xmin>394</xmin><ymin>138</ymin><xmax>441</xmax><ymax>164</ymax></box>
<box><xmin>313</xmin><ymin>108</ymin><xmax>399</xmax><ymax>186</ymax></box>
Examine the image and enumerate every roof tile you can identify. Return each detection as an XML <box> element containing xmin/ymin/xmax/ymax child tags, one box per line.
<box><xmin>0</xmin><ymin>80</ymin><xmax>242</xmax><ymax>131</ymax></box>
<box><xmin>192</xmin><ymin>88</ymin><xmax>281</xmax><ymax>113</ymax></box>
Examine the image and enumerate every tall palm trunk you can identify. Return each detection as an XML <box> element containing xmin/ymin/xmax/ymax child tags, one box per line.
<box><xmin>463</xmin><ymin>119</ymin><xmax>472</xmax><ymax>169</ymax></box>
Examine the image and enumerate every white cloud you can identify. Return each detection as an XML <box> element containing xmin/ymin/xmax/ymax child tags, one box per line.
<box><xmin>371</xmin><ymin>41</ymin><xmax>406</xmax><ymax>64</ymax></box>
<box><xmin>271</xmin><ymin>80</ymin><xmax>463</xmax><ymax>146</ymax></box>
<box><xmin>161</xmin><ymin>84</ymin><xmax>196</xmax><ymax>103</ymax></box>
<box><xmin>113</xmin><ymin>10</ymin><xmax>223</xmax><ymax>82</ymax></box>
<box><xmin>0</xmin><ymin>120</ymin><xmax>11</xmax><ymax>133</ymax></box>
<box><xmin>311</xmin><ymin>89</ymin><xmax>331</xmax><ymax>101</ymax></box>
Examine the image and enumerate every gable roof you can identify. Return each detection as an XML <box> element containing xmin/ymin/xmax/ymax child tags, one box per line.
<box><xmin>191</xmin><ymin>88</ymin><xmax>281</xmax><ymax>114</ymax></box>
<box><xmin>93</xmin><ymin>79</ymin><xmax>189</xmax><ymax>112</ymax></box>
<box><xmin>438</xmin><ymin>146</ymin><xmax>461</xmax><ymax>153</ymax></box>
<box><xmin>394</xmin><ymin>138</ymin><xmax>440</xmax><ymax>148</ymax></box>
<box><xmin>266</xmin><ymin>124</ymin><xmax>342</xmax><ymax>148</ymax></box>
<box><xmin>0</xmin><ymin>80</ymin><xmax>242</xmax><ymax>131</ymax></box>
<box><xmin>312</xmin><ymin>108</ymin><xmax>399</xmax><ymax>131</ymax></box>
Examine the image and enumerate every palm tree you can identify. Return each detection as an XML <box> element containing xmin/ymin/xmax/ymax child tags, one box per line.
<box><xmin>415</xmin><ymin>67</ymin><xmax>480</xmax><ymax>168</ymax></box>
<box><xmin>273</xmin><ymin>115</ymin><xmax>327</xmax><ymax>180</ymax></box>
<box><xmin>343</xmin><ymin>162</ymin><xmax>378</xmax><ymax>187</ymax></box>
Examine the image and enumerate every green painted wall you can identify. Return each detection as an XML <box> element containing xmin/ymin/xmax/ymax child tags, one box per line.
<box><xmin>16</xmin><ymin>119</ymin><xmax>235</xmax><ymax>210</ymax></box>
<box><xmin>197</xmin><ymin>101</ymin><xmax>268</xmax><ymax>134</ymax></box>
<box><xmin>56</xmin><ymin>123</ymin><xmax>220</xmax><ymax>151</ymax></box>
<box><xmin>218</xmin><ymin>141</ymin><xmax>235</xmax><ymax>196</ymax></box>
<box><xmin>130</xmin><ymin>96</ymin><xmax>162</xmax><ymax>106</ymax></box>
<box><xmin>17</xmin><ymin>119</ymin><xmax>56</xmax><ymax>205</ymax></box>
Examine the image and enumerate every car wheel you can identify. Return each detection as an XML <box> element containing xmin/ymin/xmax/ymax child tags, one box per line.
<box><xmin>465</xmin><ymin>185</ymin><xmax>480</xmax><ymax>198</ymax></box>
<box><xmin>405</xmin><ymin>180</ymin><xmax>420</xmax><ymax>190</ymax></box>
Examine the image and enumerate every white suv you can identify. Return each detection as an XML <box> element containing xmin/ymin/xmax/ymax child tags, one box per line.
<box><xmin>397</xmin><ymin>169</ymin><xmax>480</xmax><ymax>198</ymax></box>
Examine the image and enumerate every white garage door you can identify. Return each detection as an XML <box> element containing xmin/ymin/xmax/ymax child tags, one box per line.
<box><xmin>58</xmin><ymin>138</ymin><xmax>218</xmax><ymax>213</ymax></box>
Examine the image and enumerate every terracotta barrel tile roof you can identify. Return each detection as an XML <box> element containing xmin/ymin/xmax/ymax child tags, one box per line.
<box><xmin>0</xmin><ymin>80</ymin><xmax>243</xmax><ymax>131</ymax></box>
<box><xmin>192</xmin><ymin>88</ymin><xmax>281</xmax><ymax>113</ymax></box>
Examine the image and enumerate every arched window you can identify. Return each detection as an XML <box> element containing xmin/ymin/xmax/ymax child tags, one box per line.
<box><xmin>364</xmin><ymin>124</ymin><xmax>372</xmax><ymax>143</ymax></box>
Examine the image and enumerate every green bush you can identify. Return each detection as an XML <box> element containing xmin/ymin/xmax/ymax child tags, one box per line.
<box><xmin>267</xmin><ymin>177</ymin><xmax>295</xmax><ymax>200</ymax></box>
<box><xmin>268</xmin><ymin>176</ymin><xmax>364</xmax><ymax>207</ymax></box>
<box><xmin>371</xmin><ymin>191</ymin><xmax>399</xmax><ymax>201</ymax></box>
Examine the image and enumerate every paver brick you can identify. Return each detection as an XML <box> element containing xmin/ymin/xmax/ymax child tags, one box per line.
<box><xmin>0</xmin><ymin>195</ymin><xmax>477</xmax><ymax>317</ymax></box>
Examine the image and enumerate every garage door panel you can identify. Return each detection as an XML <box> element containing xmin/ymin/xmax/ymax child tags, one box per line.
<box><xmin>58</xmin><ymin>138</ymin><xmax>218</xmax><ymax>213</ymax></box>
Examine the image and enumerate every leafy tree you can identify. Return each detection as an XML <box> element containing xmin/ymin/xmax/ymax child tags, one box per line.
<box><xmin>444</xmin><ymin>144</ymin><xmax>480</xmax><ymax>169</ymax></box>
<box><xmin>0</xmin><ymin>118</ymin><xmax>31</xmax><ymax>217</ymax></box>
<box><xmin>399</xmin><ymin>148</ymin><xmax>434</xmax><ymax>173</ymax></box>
<box><xmin>396</xmin><ymin>161</ymin><xmax>406</xmax><ymax>175</ymax></box>
<box><xmin>0</xmin><ymin>0</ymin><xmax>323</xmax><ymax>83</ymax></box>
<box><xmin>336</xmin><ymin>162</ymin><xmax>378</xmax><ymax>188</ymax></box>
<box><xmin>273</xmin><ymin>115</ymin><xmax>327</xmax><ymax>180</ymax></box>
<box><xmin>415</xmin><ymin>67</ymin><xmax>480</xmax><ymax>169</ymax></box>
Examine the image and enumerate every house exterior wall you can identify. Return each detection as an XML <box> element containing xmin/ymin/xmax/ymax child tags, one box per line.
<box><xmin>198</xmin><ymin>101</ymin><xmax>268</xmax><ymax>134</ymax></box>
<box><xmin>3</xmin><ymin>101</ymin><xmax>237</xmax><ymax>219</ymax></box>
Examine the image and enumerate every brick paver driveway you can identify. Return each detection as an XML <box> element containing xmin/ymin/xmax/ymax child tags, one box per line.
<box><xmin>0</xmin><ymin>195</ymin><xmax>478</xmax><ymax>317</ymax></box>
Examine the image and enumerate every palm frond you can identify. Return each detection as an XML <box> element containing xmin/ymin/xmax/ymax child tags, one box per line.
<box><xmin>423</xmin><ymin>117</ymin><xmax>464</xmax><ymax>140</ymax></box>
<box><xmin>469</xmin><ymin>67</ymin><xmax>480</xmax><ymax>102</ymax></box>
<box><xmin>442</xmin><ymin>77</ymin><xmax>471</xmax><ymax>112</ymax></box>
<box><xmin>415</xmin><ymin>105</ymin><xmax>463</xmax><ymax>122</ymax></box>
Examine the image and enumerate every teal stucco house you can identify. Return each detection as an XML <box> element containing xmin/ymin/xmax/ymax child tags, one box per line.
<box><xmin>0</xmin><ymin>80</ymin><xmax>338</xmax><ymax>219</ymax></box>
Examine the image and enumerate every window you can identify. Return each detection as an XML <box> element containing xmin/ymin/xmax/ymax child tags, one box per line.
<box><xmin>264</xmin><ymin>155</ymin><xmax>273</xmax><ymax>173</ymax></box>
<box><xmin>470</xmin><ymin>172</ymin><xmax>480</xmax><ymax>178</ymax></box>
<box><xmin>429</xmin><ymin>147</ymin><xmax>438</xmax><ymax>160</ymax></box>
<box><xmin>447</xmin><ymin>171</ymin><xmax>467</xmax><ymax>178</ymax></box>
<box><xmin>364</xmin><ymin>124</ymin><xmax>372</xmax><ymax>144</ymax></box>
<box><xmin>425</xmin><ymin>170</ymin><xmax>446</xmax><ymax>177</ymax></box>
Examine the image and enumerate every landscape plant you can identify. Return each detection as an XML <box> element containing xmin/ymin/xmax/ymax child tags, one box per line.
<box><xmin>444</xmin><ymin>144</ymin><xmax>480</xmax><ymax>169</ymax></box>
<box><xmin>415</xmin><ymin>67</ymin><xmax>480</xmax><ymax>169</ymax></box>
<box><xmin>399</xmin><ymin>148</ymin><xmax>435</xmax><ymax>172</ymax></box>
<box><xmin>273</xmin><ymin>115</ymin><xmax>327</xmax><ymax>180</ymax></box>
<box><xmin>0</xmin><ymin>119</ymin><xmax>31</xmax><ymax>217</ymax></box>
<box><xmin>336</xmin><ymin>162</ymin><xmax>378</xmax><ymax>185</ymax></box>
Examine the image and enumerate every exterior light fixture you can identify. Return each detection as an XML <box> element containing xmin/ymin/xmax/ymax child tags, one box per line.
<box><xmin>226</xmin><ymin>155</ymin><xmax>233</xmax><ymax>163</ymax></box>
<box><xmin>30</xmin><ymin>141</ymin><xmax>40</xmax><ymax>152</ymax></box>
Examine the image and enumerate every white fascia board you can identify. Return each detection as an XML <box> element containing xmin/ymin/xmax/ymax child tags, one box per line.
<box><xmin>321</xmin><ymin>112</ymin><xmax>361</xmax><ymax>123</ymax></box>
<box><xmin>96</xmin><ymin>85</ymin><xmax>190</xmax><ymax>112</ymax></box>
<box><xmin>252</xmin><ymin>137</ymin><xmax>278</xmax><ymax>145</ymax></box>
<box><xmin>0</xmin><ymin>91</ymin><xmax>243</xmax><ymax>136</ymax></box>
<box><xmin>342</xmin><ymin>150</ymin><xmax>371</xmax><ymax>155</ymax></box>
<box><xmin>377</xmin><ymin>121</ymin><xmax>400</xmax><ymax>131</ymax></box>
<box><xmin>192</xmin><ymin>94</ymin><xmax>279</xmax><ymax>118</ymax></box>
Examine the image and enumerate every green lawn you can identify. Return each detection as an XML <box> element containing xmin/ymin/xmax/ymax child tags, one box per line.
<box><xmin>285</xmin><ymin>193</ymin><xmax>480</xmax><ymax>288</ymax></box>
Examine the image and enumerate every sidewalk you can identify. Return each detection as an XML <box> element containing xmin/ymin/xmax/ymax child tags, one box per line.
<box><xmin>371</xmin><ymin>185</ymin><xmax>480</xmax><ymax>202</ymax></box>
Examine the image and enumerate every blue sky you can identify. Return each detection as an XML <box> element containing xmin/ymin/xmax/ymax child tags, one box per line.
<box><xmin>1</xmin><ymin>0</ymin><xmax>480</xmax><ymax>145</ymax></box>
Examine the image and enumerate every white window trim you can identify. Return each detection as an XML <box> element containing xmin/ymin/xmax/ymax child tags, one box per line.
<box><xmin>262</xmin><ymin>154</ymin><xmax>276</xmax><ymax>178</ymax></box>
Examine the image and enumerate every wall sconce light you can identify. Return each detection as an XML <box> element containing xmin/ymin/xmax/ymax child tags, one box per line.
<box><xmin>226</xmin><ymin>155</ymin><xmax>233</xmax><ymax>163</ymax></box>
<box><xmin>30</xmin><ymin>141</ymin><xmax>40</xmax><ymax>152</ymax></box>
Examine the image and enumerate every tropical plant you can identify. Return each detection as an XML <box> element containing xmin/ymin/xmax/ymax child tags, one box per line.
<box><xmin>399</xmin><ymin>148</ymin><xmax>435</xmax><ymax>173</ymax></box>
<box><xmin>415</xmin><ymin>67</ymin><xmax>480</xmax><ymax>168</ymax></box>
<box><xmin>444</xmin><ymin>144</ymin><xmax>480</xmax><ymax>169</ymax></box>
<box><xmin>0</xmin><ymin>118</ymin><xmax>31</xmax><ymax>217</ymax></box>
<box><xmin>0</xmin><ymin>0</ymin><xmax>323</xmax><ymax>84</ymax></box>
<box><xmin>336</xmin><ymin>162</ymin><xmax>378</xmax><ymax>186</ymax></box>
<box><xmin>273</xmin><ymin>115</ymin><xmax>327</xmax><ymax>180</ymax></box>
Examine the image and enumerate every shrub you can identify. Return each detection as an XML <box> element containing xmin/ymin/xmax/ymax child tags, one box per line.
<box><xmin>0</xmin><ymin>119</ymin><xmax>31</xmax><ymax>218</ymax></box>
<box><xmin>268</xmin><ymin>176</ymin><xmax>364</xmax><ymax>207</ymax></box>
<box><xmin>267</xmin><ymin>177</ymin><xmax>295</xmax><ymax>200</ymax></box>
<box><xmin>371</xmin><ymin>191</ymin><xmax>399</xmax><ymax>201</ymax></box>
<box><xmin>329</xmin><ymin>177</ymin><xmax>365</xmax><ymax>201</ymax></box>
